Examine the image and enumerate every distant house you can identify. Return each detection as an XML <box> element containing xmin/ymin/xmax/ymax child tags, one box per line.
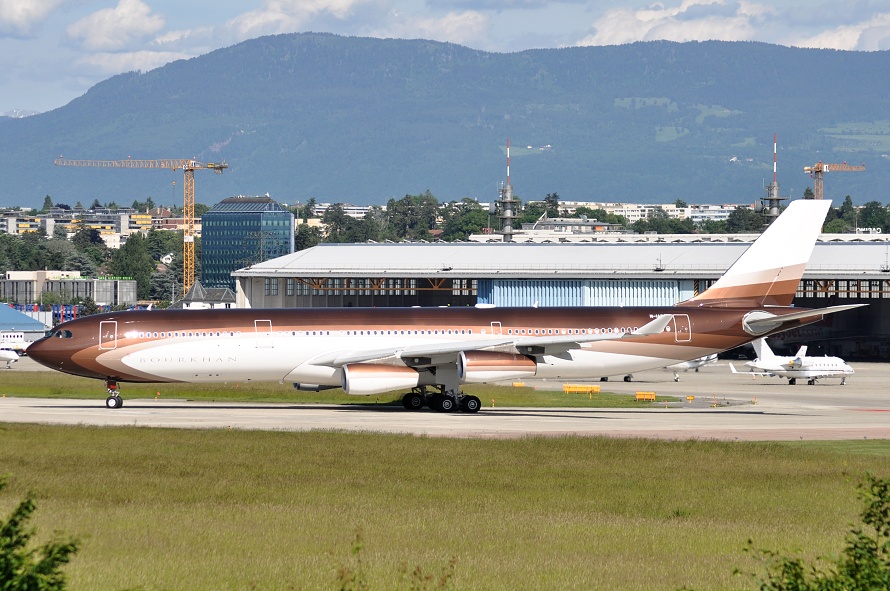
<box><xmin>168</xmin><ymin>280</ymin><xmax>236</xmax><ymax>309</ymax></box>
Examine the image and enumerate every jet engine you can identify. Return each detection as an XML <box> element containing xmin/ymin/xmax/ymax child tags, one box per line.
<box><xmin>341</xmin><ymin>363</ymin><xmax>421</xmax><ymax>395</ymax></box>
<box><xmin>458</xmin><ymin>351</ymin><xmax>537</xmax><ymax>383</ymax></box>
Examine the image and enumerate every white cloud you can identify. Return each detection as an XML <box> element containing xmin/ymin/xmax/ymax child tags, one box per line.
<box><xmin>576</xmin><ymin>0</ymin><xmax>772</xmax><ymax>46</ymax></box>
<box><xmin>0</xmin><ymin>0</ymin><xmax>64</xmax><ymax>37</ymax></box>
<box><xmin>374</xmin><ymin>10</ymin><xmax>489</xmax><ymax>45</ymax></box>
<box><xmin>226</xmin><ymin>0</ymin><xmax>373</xmax><ymax>40</ymax></box>
<box><xmin>74</xmin><ymin>49</ymin><xmax>191</xmax><ymax>75</ymax></box>
<box><xmin>66</xmin><ymin>0</ymin><xmax>165</xmax><ymax>52</ymax></box>
<box><xmin>791</xmin><ymin>13</ymin><xmax>890</xmax><ymax>51</ymax></box>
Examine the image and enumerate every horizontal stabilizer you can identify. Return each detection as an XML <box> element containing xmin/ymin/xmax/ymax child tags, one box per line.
<box><xmin>744</xmin><ymin>304</ymin><xmax>866</xmax><ymax>334</ymax></box>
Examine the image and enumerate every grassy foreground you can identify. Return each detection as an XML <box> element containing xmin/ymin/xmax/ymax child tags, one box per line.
<box><xmin>1</xmin><ymin>424</ymin><xmax>888</xmax><ymax>590</ymax></box>
<box><xmin>0</xmin><ymin>370</ymin><xmax>669</xmax><ymax>407</ymax></box>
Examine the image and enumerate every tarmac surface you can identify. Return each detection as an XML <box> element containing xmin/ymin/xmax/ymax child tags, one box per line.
<box><xmin>2</xmin><ymin>357</ymin><xmax>889</xmax><ymax>441</ymax></box>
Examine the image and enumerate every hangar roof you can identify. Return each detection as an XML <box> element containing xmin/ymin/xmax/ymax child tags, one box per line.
<box><xmin>232</xmin><ymin>241</ymin><xmax>890</xmax><ymax>280</ymax></box>
<box><xmin>0</xmin><ymin>305</ymin><xmax>47</xmax><ymax>332</ymax></box>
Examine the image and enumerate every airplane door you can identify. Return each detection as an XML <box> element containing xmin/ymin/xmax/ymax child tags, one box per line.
<box><xmin>490</xmin><ymin>322</ymin><xmax>502</xmax><ymax>335</ymax></box>
<box><xmin>99</xmin><ymin>321</ymin><xmax>117</xmax><ymax>350</ymax></box>
<box><xmin>255</xmin><ymin>319</ymin><xmax>273</xmax><ymax>348</ymax></box>
<box><xmin>671</xmin><ymin>314</ymin><xmax>691</xmax><ymax>342</ymax></box>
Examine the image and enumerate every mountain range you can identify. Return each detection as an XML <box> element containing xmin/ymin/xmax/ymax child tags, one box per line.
<box><xmin>2</xmin><ymin>33</ymin><xmax>890</xmax><ymax>211</ymax></box>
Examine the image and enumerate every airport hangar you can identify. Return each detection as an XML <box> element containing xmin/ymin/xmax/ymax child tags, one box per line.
<box><xmin>231</xmin><ymin>236</ymin><xmax>890</xmax><ymax>360</ymax></box>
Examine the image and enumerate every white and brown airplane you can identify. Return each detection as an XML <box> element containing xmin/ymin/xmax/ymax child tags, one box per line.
<box><xmin>27</xmin><ymin>199</ymin><xmax>863</xmax><ymax>412</ymax></box>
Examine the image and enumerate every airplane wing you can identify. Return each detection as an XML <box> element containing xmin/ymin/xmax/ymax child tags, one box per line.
<box><xmin>728</xmin><ymin>362</ymin><xmax>774</xmax><ymax>377</ymax></box>
<box><xmin>310</xmin><ymin>314</ymin><xmax>675</xmax><ymax>367</ymax></box>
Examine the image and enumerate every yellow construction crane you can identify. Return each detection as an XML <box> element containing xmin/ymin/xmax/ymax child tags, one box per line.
<box><xmin>54</xmin><ymin>158</ymin><xmax>228</xmax><ymax>295</ymax></box>
<box><xmin>803</xmin><ymin>160</ymin><xmax>865</xmax><ymax>201</ymax></box>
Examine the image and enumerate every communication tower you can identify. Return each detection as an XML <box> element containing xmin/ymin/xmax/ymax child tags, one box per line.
<box><xmin>494</xmin><ymin>139</ymin><xmax>520</xmax><ymax>242</ymax></box>
<box><xmin>757</xmin><ymin>133</ymin><xmax>786</xmax><ymax>225</ymax></box>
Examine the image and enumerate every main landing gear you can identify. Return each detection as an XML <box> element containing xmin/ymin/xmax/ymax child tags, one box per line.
<box><xmin>401</xmin><ymin>387</ymin><xmax>481</xmax><ymax>413</ymax></box>
<box><xmin>105</xmin><ymin>379</ymin><xmax>123</xmax><ymax>409</ymax></box>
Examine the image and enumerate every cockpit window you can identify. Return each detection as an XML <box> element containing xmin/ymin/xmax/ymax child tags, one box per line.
<box><xmin>54</xmin><ymin>330</ymin><xmax>73</xmax><ymax>338</ymax></box>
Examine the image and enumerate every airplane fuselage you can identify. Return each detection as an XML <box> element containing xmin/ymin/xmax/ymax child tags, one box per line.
<box><xmin>28</xmin><ymin>305</ymin><xmax>807</xmax><ymax>387</ymax></box>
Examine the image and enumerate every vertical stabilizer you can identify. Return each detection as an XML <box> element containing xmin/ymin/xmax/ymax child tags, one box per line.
<box><xmin>680</xmin><ymin>199</ymin><xmax>830</xmax><ymax>307</ymax></box>
<box><xmin>752</xmin><ymin>338</ymin><xmax>776</xmax><ymax>363</ymax></box>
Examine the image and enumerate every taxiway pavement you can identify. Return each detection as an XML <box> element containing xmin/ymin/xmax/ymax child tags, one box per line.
<box><xmin>1</xmin><ymin>360</ymin><xmax>888</xmax><ymax>441</ymax></box>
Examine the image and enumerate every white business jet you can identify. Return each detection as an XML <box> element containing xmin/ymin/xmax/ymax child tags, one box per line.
<box><xmin>1</xmin><ymin>348</ymin><xmax>19</xmax><ymax>369</ymax></box>
<box><xmin>729</xmin><ymin>338</ymin><xmax>853</xmax><ymax>385</ymax></box>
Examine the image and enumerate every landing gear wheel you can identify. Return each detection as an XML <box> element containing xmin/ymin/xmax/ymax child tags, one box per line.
<box><xmin>789</xmin><ymin>378</ymin><xmax>797</xmax><ymax>385</ymax></box>
<box><xmin>402</xmin><ymin>392</ymin><xmax>424</xmax><ymax>410</ymax></box>
<box><xmin>623</xmin><ymin>375</ymin><xmax>632</xmax><ymax>382</ymax></box>
<box><xmin>105</xmin><ymin>395</ymin><xmax>123</xmax><ymax>409</ymax></box>
<box><xmin>807</xmin><ymin>379</ymin><xmax>815</xmax><ymax>385</ymax></box>
<box><xmin>437</xmin><ymin>395</ymin><xmax>456</xmax><ymax>412</ymax></box>
<box><xmin>460</xmin><ymin>395</ymin><xmax>481</xmax><ymax>413</ymax></box>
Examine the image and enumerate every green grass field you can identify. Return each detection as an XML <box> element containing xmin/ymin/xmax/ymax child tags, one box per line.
<box><xmin>1</xmin><ymin>423</ymin><xmax>888</xmax><ymax>590</ymax></box>
<box><xmin>0</xmin><ymin>370</ymin><xmax>673</xmax><ymax>408</ymax></box>
<box><xmin>2</xmin><ymin>371</ymin><xmax>888</xmax><ymax>589</ymax></box>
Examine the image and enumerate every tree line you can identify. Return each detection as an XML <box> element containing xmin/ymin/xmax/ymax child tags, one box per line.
<box><xmin>293</xmin><ymin>191</ymin><xmax>890</xmax><ymax>250</ymax></box>
<box><xmin>0</xmin><ymin>226</ymin><xmax>185</xmax><ymax>306</ymax></box>
<box><xmin>5</xmin><ymin>190</ymin><xmax>889</xmax><ymax>307</ymax></box>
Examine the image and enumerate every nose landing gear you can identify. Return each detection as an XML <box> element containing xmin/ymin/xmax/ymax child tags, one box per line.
<box><xmin>105</xmin><ymin>380</ymin><xmax>123</xmax><ymax>409</ymax></box>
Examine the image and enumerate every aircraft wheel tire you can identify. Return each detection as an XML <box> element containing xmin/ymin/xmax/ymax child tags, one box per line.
<box><xmin>438</xmin><ymin>396</ymin><xmax>456</xmax><ymax>412</ymax></box>
<box><xmin>807</xmin><ymin>379</ymin><xmax>815</xmax><ymax>385</ymax></box>
<box><xmin>402</xmin><ymin>392</ymin><xmax>424</xmax><ymax>410</ymax></box>
<box><xmin>106</xmin><ymin>395</ymin><xmax>122</xmax><ymax>409</ymax></box>
<box><xmin>461</xmin><ymin>395</ymin><xmax>481</xmax><ymax>413</ymax></box>
<box><xmin>789</xmin><ymin>378</ymin><xmax>796</xmax><ymax>385</ymax></box>
<box><xmin>623</xmin><ymin>375</ymin><xmax>632</xmax><ymax>382</ymax></box>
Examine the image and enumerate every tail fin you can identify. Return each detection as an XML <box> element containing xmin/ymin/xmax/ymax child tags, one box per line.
<box><xmin>679</xmin><ymin>199</ymin><xmax>831</xmax><ymax>307</ymax></box>
<box><xmin>751</xmin><ymin>338</ymin><xmax>776</xmax><ymax>363</ymax></box>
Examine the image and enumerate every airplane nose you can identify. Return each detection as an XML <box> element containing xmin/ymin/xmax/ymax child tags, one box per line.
<box><xmin>26</xmin><ymin>336</ymin><xmax>69</xmax><ymax>372</ymax></box>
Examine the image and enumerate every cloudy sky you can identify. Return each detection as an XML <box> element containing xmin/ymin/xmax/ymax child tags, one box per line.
<box><xmin>3</xmin><ymin>0</ymin><xmax>890</xmax><ymax>114</ymax></box>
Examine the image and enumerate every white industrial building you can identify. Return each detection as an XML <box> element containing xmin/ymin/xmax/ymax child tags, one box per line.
<box><xmin>231</xmin><ymin>237</ymin><xmax>889</xmax><ymax>359</ymax></box>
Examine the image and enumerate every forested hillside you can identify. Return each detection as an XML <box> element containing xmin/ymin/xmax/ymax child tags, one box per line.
<box><xmin>2</xmin><ymin>33</ymin><xmax>889</xmax><ymax>209</ymax></box>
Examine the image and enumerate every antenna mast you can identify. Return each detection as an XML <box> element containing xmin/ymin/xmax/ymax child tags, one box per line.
<box><xmin>496</xmin><ymin>138</ymin><xmax>519</xmax><ymax>242</ymax></box>
<box><xmin>761</xmin><ymin>133</ymin><xmax>786</xmax><ymax>225</ymax></box>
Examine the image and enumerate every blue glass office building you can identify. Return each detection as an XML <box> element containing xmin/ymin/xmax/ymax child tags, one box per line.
<box><xmin>201</xmin><ymin>196</ymin><xmax>295</xmax><ymax>290</ymax></box>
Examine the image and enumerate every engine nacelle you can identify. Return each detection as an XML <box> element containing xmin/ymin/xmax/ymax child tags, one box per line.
<box><xmin>341</xmin><ymin>363</ymin><xmax>421</xmax><ymax>395</ymax></box>
<box><xmin>458</xmin><ymin>351</ymin><xmax>537</xmax><ymax>383</ymax></box>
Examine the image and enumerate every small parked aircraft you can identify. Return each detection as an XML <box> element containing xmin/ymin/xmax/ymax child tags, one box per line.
<box><xmin>1</xmin><ymin>348</ymin><xmax>19</xmax><ymax>369</ymax></box>
<box><xmin>729</xmin><ymin>338</ymin><xmax>853</xmax><ymax>385</ymax></box>
<box><xmin>665</xmin><ymin>354</ymin><xmax>719</xmax><ymax>382</ymax></box>
<box><xmin>613</xmin><ymin>354</ymin><xmax>718</xmax><ymax>383</ymax></box>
